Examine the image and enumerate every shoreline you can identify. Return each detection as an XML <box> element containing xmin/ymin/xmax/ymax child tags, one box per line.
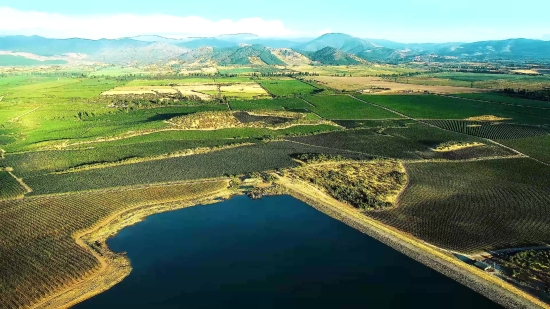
<box><xmin>275</xmin><ymin>175</ymin><xmax>549</xmax><ymax>309</ymax></box>
<box><xmin>31</xmin><ymin>187</ymin><xmax>234</xmax><ymax>309</ymax></box>
<box><xmin>26</xmin><ymin>175</ymin><xmax>548</xmax><ymax>309</ymax></box>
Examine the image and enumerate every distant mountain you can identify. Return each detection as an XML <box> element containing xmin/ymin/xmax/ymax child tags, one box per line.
<box><xmin>216</xmin><ymin>33</ymin><xmax>259</xmax><ymax>42</ymax></box>
<box><xmin>177</xmin><ymin>38</ymin><xmax>239</xmax><ymax>49</ymax></box>
<box><xmin>305</xmin><ymin>47</ymin><xmax>363</xmax><ymax>65</ymax></box>
<box><xmin>91</xmin><ymin>42</ymin><xmax>190</xmax><ymax>65</ymax></box>
<box><xmin>0</xmin><ymin>35</ymin><xmax>148</xmax><ymax>56</ymax></box>
<box><xmin>299</xmin><ymin>33</ymin><xmax>377</xmax><ymax>53</ymax></box>
<box><xmin>1</xmin><ymin>34</ymin><xmax>550</xmax><ymax>66</ymax></box>
<box><xmin>435</xmin><ymin>38</ymin><xmax>550</xmax><ymax>61</ymax></box>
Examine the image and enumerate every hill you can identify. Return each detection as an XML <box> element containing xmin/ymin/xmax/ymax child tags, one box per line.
<box><xmin>306</xmin><ymin>46</ymin><xmax>364</xmax><ymax>65</ymax></box>
<box><xmin>217</xmin><ymin>45</ymin><xmax>286</xmax><ymax>66</ymax></box>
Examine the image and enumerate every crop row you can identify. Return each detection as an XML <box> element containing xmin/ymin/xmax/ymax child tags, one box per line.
<box><xmin>0</xmin><ymin>181</ymin><xmax>228</xmax><ymax>309</ymax></box>
<box><xmin>303</xmin><ymin>95</ymin><xmax>401</xmax><ymax>120</ymax></box>
<box><xmin>0</xmin><ymin>171</ymin><xmax>27</xmax><ymax>200</ymax></box>
<box><xmin>424</xmin><ymin>120</ymin><xmax>549</xmax><ymax>140</ymax></box>
<box><xmin>24</xmin><ymin>141</ymin><xmax>372</xmax><ymax>195</ymax></box>
<box><xmin>367</xmin><ymin>159</ymin><xmax>550</xmax><ymax>253</ymax></box>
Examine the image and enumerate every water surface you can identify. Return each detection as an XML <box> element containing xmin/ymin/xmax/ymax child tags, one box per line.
<box><xmin>75</xmin><ymin>195</ymin><xmax>502</xmax><ymax>308</ymax></box>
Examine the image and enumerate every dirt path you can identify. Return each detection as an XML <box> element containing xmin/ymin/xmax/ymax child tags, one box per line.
<box><xmin>8</xmin><ymin>107</ymin><xmax>39</xmax><ymax>123</ymax></box>
<box><xmin>7</xmin><ymin>169</ymin><xmax>33</xmax><ymax>193</ymax></box>
<box><xmin>275</xmin><ymin>174</ymin><xmax>549</xmax><ymax>309</ymax></box>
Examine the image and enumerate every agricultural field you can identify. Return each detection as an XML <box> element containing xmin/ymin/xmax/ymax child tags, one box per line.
<box><xmin>368</xmin><ymin>158</ymin><xmax>550</xmax><ymax>253</ymax></box>
<box><xmin>258</xmin><ymin>79</ymin><xmax>320</xmax><ymax>97</ymax></box>
<box><xmin>0</xmin><ymin>180</ymin><xmax>228</xmax><ymax>309</ymax></box>
<box><xmin>288</xmin><ymin>123</ymin><xmax>514</xmax><ymax>160</ymax></box>
<box><xmin>1</xmin><ymin>67</ymin><xmax>550</xmax><ymax>309</ymax></box>
<box><xmin>0</xmin><ymin>171</ymin><xmax>27</xmax><ymax>200</ymax></box>
<box><xmin>497</xmin><ymin>135</ymin><xmax>550</xmax><ymax>164</ymax></box>
<box><xmin>360</xmin><ymin>95</ymin><xmax>550</xmax><ymax>125</ymax></box>
<box><xmin>308</xmin><ymin>76</ymin><xmax>487</xmax><ymax>93</ymax></box>
<box><xmin>397</xmin><ymin>73</ymin><xmax>550</xmax><ymax>90</ymax></box>
<box><xmin>23</xmin><ymin>141</ymin><xmax>371</xmax><ymax>195</ymax></box>
<box><xmin>303</xmin><ymin>95</ymin><xmax>401</xmax><ymax>119</ymax></box>
<box><xmin>424</xmin><ymin>120</ymin><xmax>549</xmax><ymax>139</ymax></box>
<box><xmin>455</xmin><ymin>93</ymin><xmax>550</xmax><ymax>109</ymax></box>
<box><xmin>229</xmin><ymin>97</ymin><xmax>312</xmax><ymax>111</ymax></box>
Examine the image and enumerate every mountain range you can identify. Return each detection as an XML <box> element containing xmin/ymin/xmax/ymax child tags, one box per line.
<box><xmin>1</xmin><ymin>33</ymin><xmax>549</xmax><ymax>66</ymax></box>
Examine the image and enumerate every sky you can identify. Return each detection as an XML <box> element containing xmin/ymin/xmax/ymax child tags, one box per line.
<box><xmin>0</xmin><ymin>0</ymin><xmax>549</xmax><ymax>43</ymax></box>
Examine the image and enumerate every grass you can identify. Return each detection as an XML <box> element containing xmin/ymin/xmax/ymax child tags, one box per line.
<box><xmin>333</xmin><ymin>119</ymin><xmax>415</xmax><ymax>129</ymax></box>
<box><xmin>303</xmin><ymin>95</ymin><xmax>401</xmax><ymax>119</ymax></box>
<box><xmin>258</xmin><ymin>79</ymin><xmax>319</xmax><ymax>97</ymax></box>
<box><xmin>288</xmin><ymin>123</ymin><xmax>512</xmax><ymax>160</ymax></box>
<box><xmin>497</xmin><ymin>135</ymin><xmax>550</xmax><ymax>164</ymax></box>
<box><xmin>229</xmin><ymin>98</ymin><xmax>312</xmax><ymax>111</ymax></box>
<box><xmin>125</xmin><ymin>77</ymin><xmax>254</xmax><ymax>86</ymax></box>
<box><xmin>0</xmin><ymin>180</ymin><xmax>228</xmax><ymax>309</ymax></box>
<box><xmin>0</xmin><ymin>171</ymin><xmax>27</xmax><ymax>200</ymax></box>
<box><xmin>24</xmin><ymin>141</ymin><xmax>372</xmax><ymax>195</ymax></box>
<box><xmin>368</xmin><ymin>158</ymin><xmax>550</xmax><ymax>253</ymax></box>
<box><xmin>360</xmin><ymin>95</ymin><xmax>550</xmax><ymax>125</ymax></box>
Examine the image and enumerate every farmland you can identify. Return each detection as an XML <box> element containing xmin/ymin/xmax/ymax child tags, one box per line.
<box><xmin>1</xmin><ymin>67</ymin><xmax>550</xmax><ymax>309</ymax></box>
<box><xmin>360</xmin><ymin>94</ymin><xmax>550</xmax><ymax>125</ymax></box>
<box><xmin>303</xmin><ymin>95</ymin><xmax>402</xmax><ymax>119</ymax></box>
<box><xmin>367</xmin><ymin>159</ymin><xmax>550</xmax><ymax>253</ymax></box>
<box><xmin>258</xmin><ymin>79</ymin><xmax>320</xmax><ymax>97</ymax></box>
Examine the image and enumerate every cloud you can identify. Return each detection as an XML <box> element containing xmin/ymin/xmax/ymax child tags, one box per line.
<box><xmin>0</xmin><ymin>7</ymin><xmax>297</xmax><ymax>39</ymax></box>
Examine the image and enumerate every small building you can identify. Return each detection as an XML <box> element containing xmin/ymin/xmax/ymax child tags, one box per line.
<box><xmin>474</xmin><ymin>261</ymin><xmax>494</xmax><ymax>272</ymax></box>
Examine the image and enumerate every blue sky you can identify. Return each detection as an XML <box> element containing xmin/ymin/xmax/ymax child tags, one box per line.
<box><xmin>1</xmin><ymin>0</ymin><xmax>549</xmax><ymax>42</ymax></box>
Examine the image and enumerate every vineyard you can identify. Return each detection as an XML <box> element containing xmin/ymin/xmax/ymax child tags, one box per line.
<box><xmin>360</xmin><ymin>95</ymin><xmax>549</xmax><ymax>125</ymax></box>
<box><xmin>0</xmin><ymin>180</ymin><xmax>228</xmax><ymax>309</ymax></box>
<box><xmin>24</xmin><ymin>141</ymin><xmax>373</xmax><ymax>195</ymax></box>
<box><xmin>303</xmin><ymin>95</ymin><xmax>401</xmax><ymax>119</ymax></box>
<box><xmin>229</xmin><ymin>98</ymin><xmax>312</xmax><ymax>111</ymax></box>
<box><xmin>455</xmin><ymin>93</ymin><xmax>550</xmax><ymax>109</ymax></box>
<box><xmin>288</xmin><ymin>123</ymin><xmax>513</xmax><ymax>160</ymax></box>
<box><xmin>0</xmin><ymin>171</ymin><xmax>27</xmax><ymax>200</ymax></box>
<box><xmin>423</xmin><ymin>120</ymin><xmax>549</xmax><ymax>140</ymax></box>
<box><xmin>498</xmin><ymin>135</ymin><xmax>550</xmax><ymax>164</ymax></box>
<box><xmin>257</xmin><ymin>79</ymin><xmax>319</xmax><ymax>97</ymax></box>
<box><xmin>367</xmin><ymin>159</ymin><xmax>550</xmax><ymax>253</ymax></box>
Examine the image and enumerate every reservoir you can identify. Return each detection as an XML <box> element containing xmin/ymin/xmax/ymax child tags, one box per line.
<box><xmin>74</xmin><ymin>195</ymin><xmax>502</xmax><ymax>308</ymax></box>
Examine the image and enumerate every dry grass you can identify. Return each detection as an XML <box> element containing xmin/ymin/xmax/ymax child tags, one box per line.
<box><xmin>465</xmin><ymin>115</ymin><xmax>512</xmax><ymax>121</ymax></box>
<box><xmin>101</xmin><ymin>86</ymin><xmax>178</xmax><ymax>96</ymax></box>
<box><xmin>309</xmin><ymin>76</ymin><xmax>487</xmax><ymax>94</ymax></box>
<box><xmin>290</xmin><ymin>160</ymin><xmax>407</xmax><ymax>208</ymax></box>
<box><xmin>434</xmin><ymin>142</ymin><xmax>485</xmax><ymax>152</ymax></box>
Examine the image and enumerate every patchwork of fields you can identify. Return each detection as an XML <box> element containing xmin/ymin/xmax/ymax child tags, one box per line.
<box><xmin>1</xmin><ymin>72</ymin><xmax>550</xmax><ymax>309</ymax></box>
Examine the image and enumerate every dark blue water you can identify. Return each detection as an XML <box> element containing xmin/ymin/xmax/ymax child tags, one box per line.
<box><xmin>75</xmin><ymin>195</ymin><xmax>502</xmax><ymax>309</ymax></box>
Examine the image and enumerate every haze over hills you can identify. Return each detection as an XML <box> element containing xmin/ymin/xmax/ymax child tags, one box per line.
<box><xmin>1</xmin><ymin>32</ymin><xmax>550</xmax><ymax>66</ymax></box>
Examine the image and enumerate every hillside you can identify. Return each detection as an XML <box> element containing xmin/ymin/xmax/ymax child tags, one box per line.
<box><xmin>217</xmin><ymin>45</ymin><xmax>286</xmax><ymax>66</ymax></box>
<box><xmin>306</xmin><ymin>47</ymin><xmax>363</xmax><ymax>65</ymax></box>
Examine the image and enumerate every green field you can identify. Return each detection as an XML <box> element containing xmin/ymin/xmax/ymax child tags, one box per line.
<box><xmin>360</xmin><ymin>95</ymin><xmax>550</xmax><ymax>125</ymax></box>
<box><xmin>258</xmin><ymin>79</ymin><xmax>320</xmax><ymax>96</ymax></box>
<box><xmin>497</xmin><ymin>135</ymin><xmax>550</xmax><ymax>164</ymax></box>
<box><xmin>455</xmin><ymin>93</ymin><xmax>550</xmax><ymax>109</ymax></box>
<box><xmin>368</xmin><ymin>159</ymin><xmax>550</xmax><ymax>253</ymax></box>
<box><xmin>304</xmin><ymin>95</ymin><xmax>402</xmax><ymax>119</ymax></box>
<box><xmin>398</xmin><ymin>72</ymin><xmax>550</xmax><ymax>90</ymax></box>
<box><xmin>229</xmin><ymin>98</ymin><xmax>312</xmax><ymax>111</ymax></box>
